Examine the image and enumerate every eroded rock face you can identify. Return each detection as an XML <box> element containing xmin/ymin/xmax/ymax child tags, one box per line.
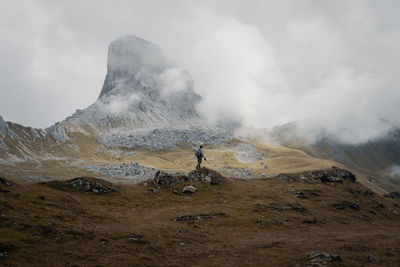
<box><xmin>100</xmin><ymin>35</ymin><xmax>168</xmax><ymax>98</ymax></box>
<box><xmin>46</xmin><ymin>123</ymin><xmax>69</xmax><ymax>143</ymax></box>
<box><xmin>67</xmin><ymin>177</ymin><xmax>117</xmax><ymax>194</ymax></box>
<box><xmin>188</xmin><ymin>168</ymin><xmax>225</xmax><ymax>185</ymax></box>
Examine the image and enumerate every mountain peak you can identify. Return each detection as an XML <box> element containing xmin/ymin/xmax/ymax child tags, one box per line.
<box><xmin>99</xmin><ymin>35</ymin><xmax>168</xmax><ymax>98</ymax></box>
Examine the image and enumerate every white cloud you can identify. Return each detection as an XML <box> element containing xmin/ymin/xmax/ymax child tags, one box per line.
<box><xmin>0</xmin><ymin>0</ymin><xmax>399</xmax><ymax>144</ymax></box>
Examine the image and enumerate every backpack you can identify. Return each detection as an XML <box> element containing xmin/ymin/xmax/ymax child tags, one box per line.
<box><xmin>195</xmin><ymin>148</ymin><xmax>202</xmax><ymax>157</ymax></box>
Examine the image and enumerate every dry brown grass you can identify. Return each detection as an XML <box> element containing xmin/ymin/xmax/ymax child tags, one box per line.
<box><xmin>0</xmin><ymin>170</ymin><xmax>399</xmax><ymax>266</ymax></box>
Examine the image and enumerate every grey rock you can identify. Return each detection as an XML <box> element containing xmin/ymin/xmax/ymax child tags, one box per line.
<box><xmin>182</xmin><ymin>185</ymin><xmax>197</xmax><ymax>194</ymax></box>
<box><xmin>97</xmin><ymin>126</ymin><xmax>232</xmax><ymax>150</ymax></box>
<box><xmin>308</xmin><ymin>252</ymin><xmax>342</xmax><ymax>264</ymax></box>
<box><xmin>320</xmin><ymin>175</ymin><xmax>343</xmax><ymax>183</ymax></box>
<box><xmin>84</xmin><ymin>162</ymin><xmax>156</xmax><ymax>181</ymax></box>
<box><xmin>68</xmin><ymin>177</ymin><xmax>117</xmax><ymax>194</ymax></box>
<box><xmin>153</xmin><ymin>171</ymin><xmax>184</xmax><ymax>188</ymax></box>
<box><xmin>46</xmin><ymin>124</ymin><xmax>69</xmax><ymax>142</ymax></box>
<box><xmin>188</xmin><ymin>168</ymin><xmax>225</xmax><ymax>185</ymax></box>
<box><xmin>174</xmin><ymin>212</ymin><xmax>228</xmax><ymax>222</ymax></box>
<box><xmin>235</xmin><ymin>143</ymin><xmax>262</xmax><ymax>164</ymax></box>
<box><xmin>0</xmin><ymin>251</ymin><xmax>8</xmax><ymax>258</ymax></box>
<box><xmin>366</xmin><ymin>254</ymin><xmax>380</xmax><ymax>263</ymax></box>
<box><xmin>64</xmin><ymin>35</ymin><xmax>202</xmax><ymax>131</ymax></box>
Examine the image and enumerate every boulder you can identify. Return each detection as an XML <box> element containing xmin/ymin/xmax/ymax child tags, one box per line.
<box><xmin>366</xmin><ymin>254</ymin><xmax>380</xmax><ymax>263</ymax></box>
<box><xmin>188</xmin><ymin>168</ymin><xmax>225</xmax><ymax>185</ymax></box>
<box><xmin>182</xmin><ymin>185</ymin><xmax>197</xmax><ymax>194</ymax></box>
<box><xmin>153</xmin><ymin>171</ymin><xmax>184</xmax><ymax>188</ymax></box>
<box><xmin>308</xmin><ymin>252</ymin><xmax>342</xmax><ymax>264</ymax></box>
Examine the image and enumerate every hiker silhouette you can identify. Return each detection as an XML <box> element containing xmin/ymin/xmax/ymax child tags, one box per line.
<box><xmin>195</xmin><ymin>145</ymin><xmax>206</xmax><ymax>170</ymax></box>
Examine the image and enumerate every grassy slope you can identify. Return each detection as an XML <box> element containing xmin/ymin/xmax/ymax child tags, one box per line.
<box><xmin>0</xmin><ymin>173</ymin><xmax>399</xmax><ymax>266</ymax></box>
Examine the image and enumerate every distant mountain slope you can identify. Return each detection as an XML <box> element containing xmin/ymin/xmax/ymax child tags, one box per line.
<box><xmin>272</xmin><ymin>123</ymin><xmax>400</xmax><ymax>191</ymax></box>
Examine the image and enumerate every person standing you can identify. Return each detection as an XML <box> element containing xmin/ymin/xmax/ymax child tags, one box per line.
<box><xmin>195</xmin><ymin>145</ymin><xmax>206</xmax><ymax>170</ymax></box>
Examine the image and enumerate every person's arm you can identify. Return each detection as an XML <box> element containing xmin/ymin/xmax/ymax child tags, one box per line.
<box><xmin>202</xmin><ymin>152</ymin><xmax>206</xmax><ymax>161</ymax></box>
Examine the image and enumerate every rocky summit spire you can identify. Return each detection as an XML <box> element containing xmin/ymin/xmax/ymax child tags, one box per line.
<box><xmin>99</xmin><ymin>35</ymin><xmax>168</xmax><ymax>98</ymax></box>
<box><xmin>62</xmin><ymin>35</ymin><xmax>201</xmax><ymax>130</ymax></box>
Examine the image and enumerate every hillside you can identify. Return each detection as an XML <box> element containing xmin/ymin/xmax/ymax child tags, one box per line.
<box><xmin>0</xmin><ymin>168</ymin><xmax>399</xmax><ymax>266</ymax></box>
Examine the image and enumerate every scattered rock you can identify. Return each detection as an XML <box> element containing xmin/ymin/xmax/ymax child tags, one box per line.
<box><xmin>348</xmin><ymin>188</ymin><xmax>374</xmax><ymax>197</ymax></box>
<box><xmin>299</xmin><ymin>175</ymin><xmax>312</xmax><ymax>183</ymax></box>
<box><xmin>68</xmin><ymin>177</ymin><xmax>117</xmax><ymax>194</ymax></box>
<box><xmin>366</xmin><ymin>254</ymin><xmax>380</xmax><ymax>263</ymax></box>
<box><xmin>331</xmin><ymin>201</ymin><xmax>360</xmax><ymax>211</ymax></box>
<box><xmin>174</xmin><ymin>213</ymin><xmax>228</xmax><ymax>222</ymax></box>
<box><xmin>270</xmin><ymin>203</ymin><xmax>307</xmax><ymax>212</ymax></box>
<box><xmin>0</xmin><ymin>177</ymin><xmax>12</xmax><ymax>186</ymax></box>
<box><xmin>235</xmin><ymin>143</ymin><xmax>262</xmax><ymax>164</ymax></box>
<box><xmin>320</xmin><ymin>175</ymin><xmax>343</xmax><ymax>183</ymax></box>
<box><xmin>153</xmin><ymin>171</ymin><xmax>184</xmax><ymax>188</ymax></box>
<box><xmin>84</xmin><ymin>162</ymin><xmax>156</xmax><ymax>181</ymax></box>
<box><xmin>309</xmin><ymin>167</ymin><xmax>356</xmax><ymax>183</ymax></box>
<box><xmin>256</xmin><ymin>220</ymin><xmax>282</xmax><ymax>227</ymax></box>
<box><xmin>277</xmin><ymin>174</ymin><xmax>297</xmax><ymax>182</ymax></box>
<box><xmin>294</xmin><ymin>190</ymin><xmax>321</xmax><ymax>199</ymax></box>
<box><xmin>182</xmin><ymin>185</ymin><xmax>197</xmax><ymax>194</ymax></box>
<box><xmin>188</xmin><ymin>168</ymin><xmax>225</xmax><ymax>185</ymax></box>
<box><xmin>0</xmin><ymin>251</ymin><xmax>8</xmax><ymax>258</ymax></box>
<box><xmin>73</xmin><ymin>226</ymin><xmax>83</xmax><ymax>231</ymax></box>
<box><xmin>97</xmin><ymin>126</ymin><xmax>232</xmax><ymax>151</ymax></box>
<box><xmin>302</xmin><ymin>219</ymin><xmax>318</xmax><ymax>224</ymax></box>
<box><xmin>308</xmin><ymin>252</ymin><xmax>342</xmax><ymax>265</ymax></box>
<box><xmin>384</xmin><ymin>191</ymin><xmax>400</xmax><ymax>199</ymax></box>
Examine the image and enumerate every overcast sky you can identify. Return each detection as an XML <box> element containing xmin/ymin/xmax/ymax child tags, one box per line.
<box><xmin>0</xmin><ymin>0</ymin><xmax>399</xmax><ymax>143</ymax></box>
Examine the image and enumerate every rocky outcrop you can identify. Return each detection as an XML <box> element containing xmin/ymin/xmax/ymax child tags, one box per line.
<box><xmin>46</xmin><ymin>123</ymin><xmax>69</xmax><ymax>143</ymax></box>
<box><xmin>99</xmin><ymin>35</ymin><xmax>168</xmax><ymax>98</ymax></box>
<box><xmin>66</xmin><ymin>35</ymin><xmax>201</xmax><ymax>131</ymax></box>
<box><xmin>153</xmin><ymin>171</ymin><xmax>185</xmax><ymax>188</ymax></box>
<box><xmin>67</xmin><ymin>177</ymin><xmax>117</xmax><ymax>194</ymax></box>
<box><xmin>276</xmin><ymin>167</ymin><xmax>356</xmax><ymax>184</ymax></box>
<box><xmin>188</xmin><ymin>168</ymin><xmax>225</xmax><ymax>185</ymax></box>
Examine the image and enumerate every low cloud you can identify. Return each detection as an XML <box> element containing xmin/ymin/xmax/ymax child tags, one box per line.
<box><xmin>389</xmin><ymin>165</ymin><xmax>400</xmax><ymax>177</ymax></box>
<box><xmin>0</xmin><ymin>1</ymin><xmax>399</xmax><ymax>144</ymax></box>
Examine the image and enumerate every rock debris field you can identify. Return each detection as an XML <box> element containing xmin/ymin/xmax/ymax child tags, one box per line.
<box><xmin>97</xmin><ymin>126</ymin><xmax>232</xmax><ymax>150</ymax></box>
<box><xmin>83</xmin><ymin>162</ymin><xmax>157</xmax><ymax>182</ymax></box>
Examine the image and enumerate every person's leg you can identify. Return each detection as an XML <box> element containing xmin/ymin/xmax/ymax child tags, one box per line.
<box><xmin>196</xmin><ymin>156</ymin><xmax>202</xmax><ymax>169</ymax></box>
